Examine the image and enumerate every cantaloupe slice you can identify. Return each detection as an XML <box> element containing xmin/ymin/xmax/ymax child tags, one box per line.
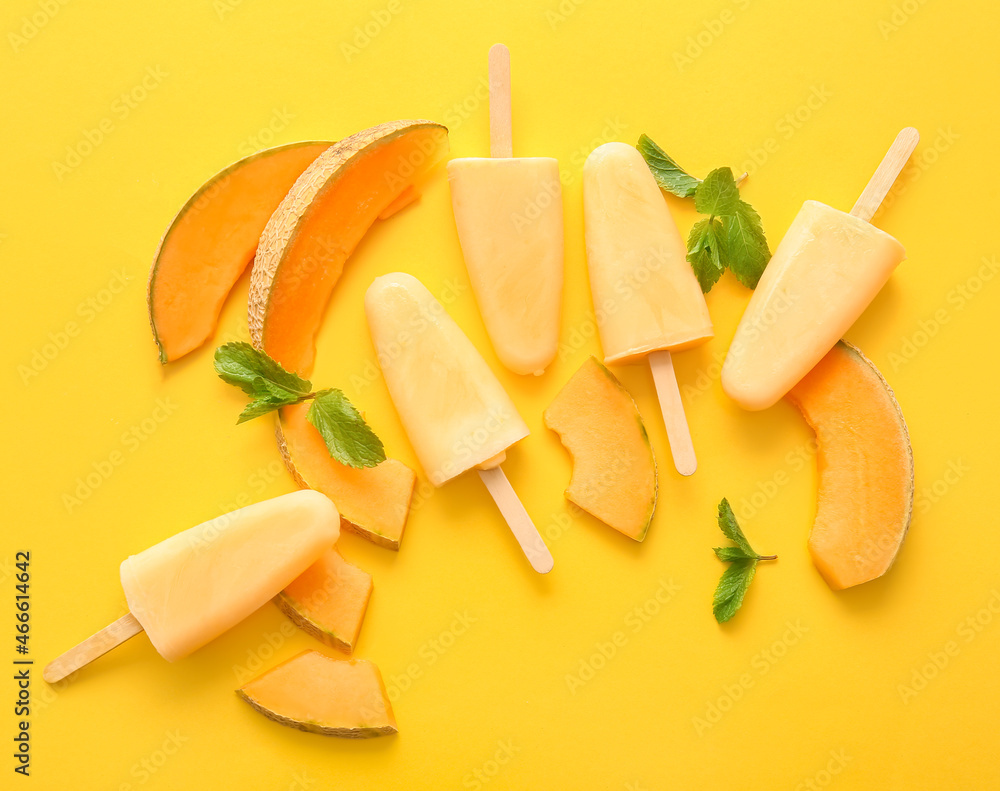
<box><xmin>544</xmin><ymin>356</ymin><xmax>658</xmax><ymax>541</ymax></box>
<box><xmin>277</xmin><ymin>401</ymin><xmax>414</xmax><ymax>549</ymax></box>
<box><xmin>248</xmin><ymin>120</ymin><xmax>449</xmax><ymax>376</ymax></box>
<box><xmin>237</xmin><ymin>651</ymin><xmax>396</xmax><ymax>737</ymax></box>
<box><xmin>787</xmin><ymin>340</ymin><xmax>914</xmax><ymax>590</ymax></box>
<box><xmin>274</xmin><ymin>547</ymin><xmax>373</xmax><ymax>653</ymax></box>
<box><xmin>148</xmin><ymin>141</ymin><xmax>331</xmax><ymax>362</ymax></box>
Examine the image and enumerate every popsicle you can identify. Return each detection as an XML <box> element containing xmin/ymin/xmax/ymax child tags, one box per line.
<box><xmin>44</xmin><ymin>490</ymin><xmax>339</xmax><ymax>682</ymax></box>
<box><xmin>365</xmin><ymin>272</ymin><xmax>553</xmax><ymax>573</ymax></box>
<box><xmin>583</xmin><ymin>141</ymin><xmax>714</xmax><ymax>476</ymax></box>
<box><xmin>446</xmin><ymin>43</ymin><xmax>564</xmax><ymax>376</ymax></box>
<box><xmin>722</xmin><ymin>128</ymin><xmax>919</xmax><ymax>411</ymax></box>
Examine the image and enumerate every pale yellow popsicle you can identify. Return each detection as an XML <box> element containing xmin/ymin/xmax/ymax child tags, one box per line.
<box><xmin>721</xmin><ymin>200</ymin><xmax>906</xmax><ymax>411</ymax></box>
<box><xmin>365</xmin><ymin>272</ymin><xmax>530</xmax><ymax>486</ymax></box>
<box><xmin>448</xmin><ymin>157</ymin><xmax>564</xmax><ymax>376</ymax></box>
<box><xmin>583</xmin><ymin>142</ymin><xmax>713</xmax><ymax>364</ymax></box>
<box><xmin>121</xmin><ymin>490</ymin><xmax>339</xmax><ymax>662</ymax></box>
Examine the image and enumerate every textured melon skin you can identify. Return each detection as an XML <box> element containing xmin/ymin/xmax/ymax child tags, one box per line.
<box><xmin>787</xmin><ymin>340</ymin><xmax>914</xmax><ymax>590</ymax></box>
<box><xmin>237</xmin><ymin>651</ymin><xmax>396</xmax><ymax>738</ymax></box>
<box><xmin>148</xmin><ymin>140</ymin><xmax>331</xmax><ymax>363</ymax></box>
<box><xmin>544</xmin><ymin>356</ymin><xmax>657</xmax><ymax>541</ymax></box>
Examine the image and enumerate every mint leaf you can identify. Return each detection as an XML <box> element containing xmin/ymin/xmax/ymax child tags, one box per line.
<box><xmin>717</xmin><ymin>498</ymin><xmax>757</xmax><ymax>556</ymax></box>
<box><xmin>214</xmin><ymin>342</ymin><xmax>312</xmax><ymax>398</ymax></box>
<box><xmin>236</xmin><ymin>396</ymin><xmax>288</xmax><ymax>425</ymax></box>
<box><xmin>713</xmin><ymin>546</ymin><xmax>754</xmax><ymax>562</ymax></box>
<box><xmin>637</xmin><ymin>134</ymin><xmax>701</xmax><ymax>198</ymax></box>
<box><xmin>687</xmin><ymin>218</ymin><xmax>725</xmax><ymax>293</ymax></box>
<box><xmin>307</xmin><ymin>389</ymin><xmax>386</xmax><ymax>469</ymax></box>
<box><xmin>694</xmin><ymin>168</ymin><xmax>740</xmax><ymax>217</ymax></box>
<box><xmin>712</xmin><ymin>499</ymin><xmax>775</xmax><ymax>624</ymax></box>
<box><xmin>721</xmin><ymin>200</ymin><xmax>770</xmax><ymax>289</ymax></box>
<box><xmin>713</xmin><ymin>559</ymin><xmax>757</xmax><ymax>623</ymax></box>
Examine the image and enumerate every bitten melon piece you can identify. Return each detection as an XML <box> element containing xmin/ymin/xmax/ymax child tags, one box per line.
<box><xmin>278</xmin><ymin>402</ymin><xmax>415</xmax><ymax>549</ymax></box>
<box><xmin>787</xmin><ymin>341</ymin><xmax>914</xmax><ymax>590</ymax></box>
<box><xmin>544</xmin><ymin>356</ymin><xmax>657</xmax><ymax>541</ymax></box>
<box><xmin>248</xmin><ymin>120</ymin><xmax>450</xmax><ymax>376</ymax></box>
<box><xmin>148</xmin><ymin>141</ymin><xmax>331</xmax><ymax>362</ymax></box>
<box><xmin>237</xmin><ymin>651</ymin><xmax>396</xmax><ymax>737</ymax></box>
<box><xmin>274</xmin><ymin>547</ymin><xmax>373</xmax><ymax>653</ymax></box>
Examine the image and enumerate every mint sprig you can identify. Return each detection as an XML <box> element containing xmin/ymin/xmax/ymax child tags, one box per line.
<box><xmin>638</xmin><ymin>136</ymin><xmax>771</xmax><ymax>292</ymax></box>
<box><xmin>712</xmin><ymin>498</ymin><xmax>776</xmax><ymax>623</ymax></box>
<box><xmin>214</xmin><ymin>342</ymin><xmax>385</xmax><ymax>469</ymax></box>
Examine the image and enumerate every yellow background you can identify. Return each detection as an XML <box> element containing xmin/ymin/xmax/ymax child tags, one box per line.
<box><xmin>2</xmin><ymin>0</ymin><xmax>998</xmax><ymax>788</ymax></box>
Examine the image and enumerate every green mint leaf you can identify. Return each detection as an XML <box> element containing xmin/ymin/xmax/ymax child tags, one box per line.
<box><xmin>637</xmin><ymin>134</ymin><xmax>701</xmax><ymax>198</ymax></box>
<box><xmin>694</xmin><ymin>167</ymin><xmax>740</xmax><ymax>217</ymax></box>
<box><xmin>687</xmin><ymin>218</ymin><xmax>726</xmax><ymax>293</ymax></box>
<box><xmin>717</xmin><ymin>498</ymin><xmax>758</xmax><ymax>556</ymax></box>
<box><xmin>713</xmin><ymin>546</ymin><xmax>755</xmax><ymax>562</ymax></box>
<box><xmin>306</xmin><ymin>389</ymin><xmax>386</xmax><ymax>469</ymax></box>
<box><xmin>214</xmin><ymin>342</ymin><xmax>312</xmax><ymax>398</ymax></box>
<box><xmin>721</xmin><ymin>200</ymin><xmax>771</xmax><ymax>289</ymax></box>
<box><xmin>713</xmin><ymin>559</ymin><xmax>757</xmax><ymax>623</ymax></box>
<box><xmin>236</xmin><ymin>396</ymin><xmax>288</xmax><ymax>425</ymax></box>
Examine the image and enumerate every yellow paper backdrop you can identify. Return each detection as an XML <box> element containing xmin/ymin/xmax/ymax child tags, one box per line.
<box><xmin>2</xmin><ymin>0</ymin><xmax>998</xmax><ymax>788</ymax></box>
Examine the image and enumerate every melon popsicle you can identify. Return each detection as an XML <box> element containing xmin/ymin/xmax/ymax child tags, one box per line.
<box><xmin>44</xmin><ymin>490</ymin><xmax>339</xmax><ymax>682</ymax></box>
<box><xmin>365</xmin><ymin>272</ymin><xmax>553</xmax><ymax>573</ymax></box>
<box><xmin>583</xmin><ymin>142</ymin><xmax>714</xmax><ymax>475</ymax></box>
<box><xmin>446</xmin><ymin>44</ymin><xmax>563</xmax><ymax>376</ymax></box>
<box><xmin>721</xmin><ymin>128</ymin><xmax>918</xmax><ymax>411</ymax></box>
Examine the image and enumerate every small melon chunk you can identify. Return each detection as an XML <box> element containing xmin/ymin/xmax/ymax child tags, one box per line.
<box><xmin>148</xmin><ymin>141</ymin><xmax>330</xmax><ymax>362</ymax></box>
<box><xmin>275</xmin><ymin>548</ymin><xmax>373</xmax><ymax>653</ymax></box>
<box><xmin>237</xmin><ymin>651</ymin><xmax>396</xmax><ymax>737</ymax></box>
<box><xmin>787</xmin><ymin>341</ymin><xmax>914</xmax><ymax>590</ymax></box>
<box><xmin>278</xmin><ymin>402</ymin><xmax>415</xmax><ymax>549</ymax></box>
<box><xmin>544</xmin><ymin>356</ymin><xmax>657</xmax><ymax>540</ymax></box>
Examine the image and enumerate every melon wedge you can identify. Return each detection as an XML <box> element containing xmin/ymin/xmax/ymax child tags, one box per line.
<box><xmin>544</xmin><ymin>356</ymin><xmax>658</xmax><ymax>541</ymax></box>
<box><xmin>787</xmin><ymin>341</ymin><xmax>914</xmax><ymax>590</ymax></box>
<box><xmin>237</xmin><ymin>651</ymin><xmax>396</xmax><ymax>737</ymax></box>
<box><xmin>148</xmin><ymin>141</ymin><xmax>331</xmax><ymax>362</ymax></box>
<box><xmin>275</xmin><ymin>547</ymin><xmax>373</xmax><ymax>653</ymax></box>
<box><xmin>278</xmin><ymin>402</ymin><xmax>415</xmax><ymax>549</ymax></box>
<box><xmin>248</xmin><ymin>120</ymin><xmax>449</xmax><ymax>376</ymax></box>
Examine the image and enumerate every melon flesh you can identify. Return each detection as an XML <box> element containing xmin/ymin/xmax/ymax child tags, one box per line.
<box><xmin>544</xmin><ymin>356</ymin><xmax>657</xmax><ymax>540</ymax></box>
<box><xmin>275</xmin><ymin>548</ymin><xmax>372</xmax><ymax>653</ymax></box>
<box><xmin>787</xmin><ymin>341</ymin><xmax>914</xmax><ymax>589</ymax></box>
<box><xmin>148</xmin><ymin>141</ymin><xmax>330</xmax><ymax>362</ymax></box>
<box><xmin>249</xmin><ymin>121</ymin><xmax>450</xmax><ymax>377</ymax></box>
<box><xmin>237</xmin><ymin>651</ymin><xmax>396</xmax><ymax>737</ymax></box>
<box><xmin>278</xmin><ymin>401</ymin><xmax>415</xmax><ymax>549</ymax></box>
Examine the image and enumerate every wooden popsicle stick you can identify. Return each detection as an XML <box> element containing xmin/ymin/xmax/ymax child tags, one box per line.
<box><xmin>43</xmin><ymin>612</ymin><xmax>144</xmax><ymax>684</ymax></box>
<box><xmin>488</xmin><ymin>43</ymin><xmax>513</xmax><ymax>158</ymax></box>
<box><xmin>648</xmin><ymin>350</ymin><xmax>697</xmax><ymax>476</ymax></box>
<box><xmin>850</xmin><ymin>127</ymin><xmax>919</xmax><ymax>222</ymax></box>
<box><xmin>478</xmin><ymin>466</ymin><xmax>554</xmax><ymax>574</ymax></box>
